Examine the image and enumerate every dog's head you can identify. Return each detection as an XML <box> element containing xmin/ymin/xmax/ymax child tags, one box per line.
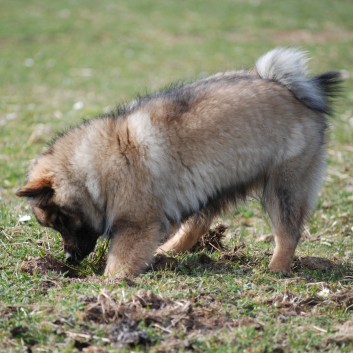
<box><xmin>16</xmin><ymin>156</ymin><xmax>103</xmax><ymax>264</ymax></box>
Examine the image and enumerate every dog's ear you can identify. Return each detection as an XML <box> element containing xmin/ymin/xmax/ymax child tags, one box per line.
<box><xmin>16</xmin><ymin>177</ymin><xmax>54</xmax><ymax>204</ymax></box>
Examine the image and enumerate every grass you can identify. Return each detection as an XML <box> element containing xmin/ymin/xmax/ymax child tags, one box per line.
<box><xmin>1</xmin><ymin>0</ymin><xmax>353</xmax><ymax>352</ymax></box>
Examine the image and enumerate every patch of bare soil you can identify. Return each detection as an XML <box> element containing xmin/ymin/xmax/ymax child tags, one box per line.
<box><xmin>154</xmin><ymin>234</ymin><xmax>263</xmax><ymax>275</ymax></box>
<box><xmin>298</xmin><ymin>256</ymin><xmax>335</xmax><ymax>271</ymax></box>
<box><xmin>192</xmin><ymin>224</ymin><xmax>228</xmax><ymax>252</ymax></box>
<box><xmin>153</xmin><ymin>224</ymin><xmax>231</xmax><ymax>272</ymax></box>
<box><xmin>220</xmin><ymin>243</ymin><xmax>263</xmax><ymax>271</ymax></box>
<box><xmin>152</xmin><ymin>254</ymin><xmax>180</xmax><ymax>271</ymax></box>
<box><xmin>10</xmin><ymin>325</ymin><xmax>38</xmax><ymax>347</ymax></box>
<box><xmin>82</xmin><ymin>289</ymin><xmax>260</xmax><ymax>350</ymax></box>
<box><xmin>220</xmin><ymin>242</ymin><xmax>247</xmax><ymax>261</ymax></box>
<box><xmin>20</xmin><ymin>254</ymin><xmax>79</xmax><ymax>277</ymax></box>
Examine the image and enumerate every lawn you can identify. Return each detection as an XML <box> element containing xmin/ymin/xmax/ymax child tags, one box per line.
<box><xmin>1</xmin><ymin>0</ymin><xmax>352</xmax><ymax>352</ymax></box>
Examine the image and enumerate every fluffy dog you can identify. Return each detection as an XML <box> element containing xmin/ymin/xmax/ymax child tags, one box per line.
<box><xmin>16</xmin><ymin>48</ymin><xmax>341</xmax><ymax>277</ymax></box>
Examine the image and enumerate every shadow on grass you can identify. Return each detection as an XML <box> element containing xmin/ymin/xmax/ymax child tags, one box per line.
<box><xmin>19</xmin><ymin>250</ymin><xmax>352</xmax><ymax>284</ymax></box>
<box><xmin>152</xmin><ymin>251</ymin><xmax>353</xmax><ymax>283</ymax></box>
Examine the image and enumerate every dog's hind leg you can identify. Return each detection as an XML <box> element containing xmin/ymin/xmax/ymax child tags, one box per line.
<box><xmin>264</xmin><ymin>150</ymin><xmax>325</xmax><ymax>272</ymax></box>
<box><xmin>157</xmin><ymin>212</ymin><xmax>213</xmax><ymax>254</ymax></box>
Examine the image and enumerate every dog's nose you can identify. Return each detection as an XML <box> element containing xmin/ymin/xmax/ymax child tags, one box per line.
<box><xmin>65</xmin><ymin>251</ymin><xmax>80</xmax><ymax>264</ymax></box>
<box><xmin>65</xmin><ymin>252</ymin><xmax>72</xmax><ymax>261</ymax></box>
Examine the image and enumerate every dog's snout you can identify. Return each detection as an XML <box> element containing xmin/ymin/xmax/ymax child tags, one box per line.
<box><xmin>65</xmin><ymin>251</ymin><xmax>74</xmax><ymax>262</ymax></box>
<box><xmin>65</xmin><ymin>250</ymin><xmax>81</xmax><ymax>264</ymax></box>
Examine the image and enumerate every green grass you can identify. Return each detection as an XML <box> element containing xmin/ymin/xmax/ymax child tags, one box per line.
<box><xmin>1</xmin><ymin>0</ymin><xmax>353</xmax><ymax>352</ymax></box>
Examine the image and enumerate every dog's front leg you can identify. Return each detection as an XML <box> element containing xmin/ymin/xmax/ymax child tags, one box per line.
<box><xmin>104</xmin><ymin>222</ymin><xmax>161</xmax><ymax>278</ymax></box>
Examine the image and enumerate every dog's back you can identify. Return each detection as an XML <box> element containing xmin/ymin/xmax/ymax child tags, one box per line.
<box><xmin>123</xmin><ymin>49</ymin><xmax>340</xmax><ymax>225</ymax></box>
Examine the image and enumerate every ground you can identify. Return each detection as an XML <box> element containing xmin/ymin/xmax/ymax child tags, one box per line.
<box><xmin>0</xmin><ymin>0</ymin><xmax>352</xmax><ymax>352</ymax></box>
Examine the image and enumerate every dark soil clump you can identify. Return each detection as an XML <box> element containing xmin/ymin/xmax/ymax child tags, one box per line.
<box><xmin>297</xmin><ymin>256</ymin><xmax>335</xmax><ymax>271</ymax></box>
<box><xmin>20</xmin><ymin>254</ymin><xmax>79</xmax><ymax>277</ymax></box>
<box><xmin>192</xmin><ymin>224</ymin><xmax>228</xmax><ymax>252</ymax></box>
<box><xmin>82</xmin><ymin>289</ymin><xmax>242</xmax><ymax>349</ymax></box>
<box><xmin>152</xmin><ymin>254</ymin><xmax>179</xmax><ymax>271</ymax></box>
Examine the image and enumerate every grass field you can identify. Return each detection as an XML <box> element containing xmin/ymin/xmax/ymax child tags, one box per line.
<box><xmin>1</xmin><ymin>0</ymin><xmax>353</xmax><ymax>352</ymax></box>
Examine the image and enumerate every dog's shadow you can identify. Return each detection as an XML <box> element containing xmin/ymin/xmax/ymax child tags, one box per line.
<box><xmin>19</xmin><ymin>251</ymin><xmax>352</xmax><ymax>285</ymax></box>
<box><xmin>150</xmin><ymin>252</ymin><xmax>353</xmax><ymax>283</ymax></box>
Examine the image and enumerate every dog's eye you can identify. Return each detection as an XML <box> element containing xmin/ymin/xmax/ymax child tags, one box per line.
<box><xmin>57</xmin><ymin>210</ymin><xmax>82</xmax><ymax>230</ymax></box>
<box><xmin>52</xmin><ymin>213</ymin><xmax>65</xmax><ymax>232</ymax></box>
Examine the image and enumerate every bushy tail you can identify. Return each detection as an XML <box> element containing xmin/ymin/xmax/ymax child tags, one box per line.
<box><xmin>255</xmin><ymin>48</ymin><xmax>342</xmax><ymax>115</ymax></box>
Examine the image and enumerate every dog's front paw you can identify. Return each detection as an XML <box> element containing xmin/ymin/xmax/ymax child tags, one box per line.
<box><xmin>104</xmin><ymin>257</ymin><xmax>143</xmax><ymax>279</ymax></box>
<box><xmin>268</xmin><ymin>259</ymin><xmax>292</xmax><ymax>273</ymax></box>
<box><xmin>104</xmin><ymin>258</ymin><xmax>127</xmax><ymax>278</ymax></box>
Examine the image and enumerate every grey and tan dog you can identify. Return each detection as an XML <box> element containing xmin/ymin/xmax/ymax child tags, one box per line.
<box><xmin>16</xmin><ymin>48</ymin><xmax>341</xmax><ymax>277</ymax></box>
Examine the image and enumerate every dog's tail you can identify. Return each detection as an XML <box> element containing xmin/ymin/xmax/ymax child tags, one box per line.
<box><xmin>255</xmin><ymin>48</ymin><xmax>342</xmax><ymax>115</ymax></box>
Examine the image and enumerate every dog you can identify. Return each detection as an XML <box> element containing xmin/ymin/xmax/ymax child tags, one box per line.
<box><xmin>16</xmin><ymin>48</ymin><xmax>341</xmax><ymax>277</ymax></box>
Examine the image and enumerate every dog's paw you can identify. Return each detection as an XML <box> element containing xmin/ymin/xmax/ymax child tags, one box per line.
<box><xmin>268</xmin><ymin>261</ymin><xmax>292</xmax><ymax>273</ymax></box>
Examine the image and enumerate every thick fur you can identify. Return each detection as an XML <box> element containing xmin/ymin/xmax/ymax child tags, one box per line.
<box><xmin>16</xmin><ymin>48</ymin><xmax>341</xmax><ymax>277</ymax></box>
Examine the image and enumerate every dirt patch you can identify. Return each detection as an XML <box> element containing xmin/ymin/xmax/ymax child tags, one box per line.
<box><xmin>220</xmin><ymin>242</ymin><xmax>247</xmax><ymax>262</ymax></box>
<box><xmin>10</xmin><ymin>325</ymin><xmax>38</xmax><ymax>347</ymax></box>
<box><xmin>152</xmin><ymin>224</ymin><xmax>229</xmax><ymax>272</ymax></box>
<box><xmin>20</xmin><ymin>254</ymin><xmax>80</xmax><ymax>277</ymax></box>
<box><xmin>152</xmin><ymin>254</ymin><xmax>179</xmax><ymax>271</ymax></box>
<box><xmin>295</xmin><ymin>256</ymin><xmax>335</xmax><ymax>271</ymax></box>
<box><xmin>85</xmin><ymin>289</ymin><xmax>196</xmax><ymax>329</ymax></box>
<box><xmin>220</xmin><ymin>243</ymin><xmax>263</xmax><ymax>270</ymax></box>
<box><xmin>82</xmin><ymin>289</ymin><xmax>258</xmax><ymax>350</ymax></box>
<box><xmin>192</xmin><ymin>224</ymin><xmax>228</xmax><ymax>253</ymax></box>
